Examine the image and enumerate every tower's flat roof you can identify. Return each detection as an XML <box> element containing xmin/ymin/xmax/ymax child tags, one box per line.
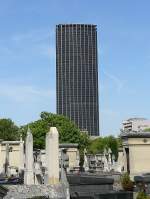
<box><xmin>56</xmin><ymin>24</ymin><xmax>97</xmax><ymax>26</ymax></box>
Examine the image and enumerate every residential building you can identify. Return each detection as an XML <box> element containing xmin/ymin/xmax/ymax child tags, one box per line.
<box><xmin>122</xmin><ymin>118</ymin><xmax>150</xmax><ymax>132</ymax></box>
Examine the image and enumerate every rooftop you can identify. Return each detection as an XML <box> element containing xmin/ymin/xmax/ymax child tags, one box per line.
<box><xmin>123</xmin><ymin>118</ymin><xmax>147</xmax><ymax>123</ymax></box>
<box><xmin>120</xmin><ymin>131</ymin><xmax>150</xmax><ymax>138</ymax></box>
<box><xmin>56</xmin><ymin>24</ymin><xmax>97</xmax><ymax>27</ymax></box>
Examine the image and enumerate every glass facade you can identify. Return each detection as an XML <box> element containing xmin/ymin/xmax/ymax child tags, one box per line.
<box><xmin>56</xmin><ymin>24</ymin><xmax>99</xmax><ymax>136</ymax></box>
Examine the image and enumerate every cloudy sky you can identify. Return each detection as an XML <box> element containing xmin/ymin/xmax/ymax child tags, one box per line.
<box><xmin>0</xmin><ymin>0</ymin><xmax>150</xmax><ymax>136</ymax></box>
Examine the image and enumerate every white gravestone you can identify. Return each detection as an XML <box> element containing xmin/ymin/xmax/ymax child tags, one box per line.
<box><xmin>19</xmin><ymin>135</ymin><xmax>24</xmax><ymax>171</ymax></box>
<box><xmin>24</xmin><ymin>127</ymin><xmax>34</xmax><ymax>185</ymax></box>
<box><xmin>46</xmin><ymin>127</ymin><xmax>59</xmax><ymax>184</ymax></box>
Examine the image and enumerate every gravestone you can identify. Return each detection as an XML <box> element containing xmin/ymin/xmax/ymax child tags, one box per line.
<box><xmin>19</xmin><ymin>135</ymin><xmax>24</xmax><ymax>171</ymax></box>
<box><xmin>46</xmin><ymin>127</ymin><xmax>59</xmax><ymax>185</ymax></box>
<box><xmin>24</xmin><ymin>127</ymin><xmax>34</xmax><ymax>185</ymax></box>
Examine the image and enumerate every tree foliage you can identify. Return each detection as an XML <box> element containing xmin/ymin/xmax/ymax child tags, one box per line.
<box><xmin>0</xmin><ymin>118</ymin><xmax>20</xmax><ymax>141</ymax></box>
<box><xmin>136</xmin><ymin>192</ymin><xmax>148</xmax><ymax>199</ymax></box>
<box><xmin>21</xmin><ymin>112</ymin><xmax>89</xmax><ymax>150</ymax></box>
<box><xmin>0</xmin><ymin>113</ymin><xmax>120</xmax><ymax>161</ymax></box>
<box><xmin>88</xmin><ymin>137</ymin><xmax>104</xmax><ymax>154</ymax></box>
<box><xmin>144</xmin><ymin>128</ymin><xmax>150</xmax><ymax>132</ymax></box>
<box><xmin>87</xmin><ymin>135</ymin><xmax>119</xmax><ymax>160</ymax></box>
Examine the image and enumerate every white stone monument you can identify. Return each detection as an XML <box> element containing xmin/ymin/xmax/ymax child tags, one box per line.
<box><xmin>46</xmin><ymin>127</ymin><xmax>59</xmax><ymax>184</ymax></box>
<box><xmin>103</xmin><ymin>148</ymin><xmax>109</xmax><ymax>172</ymax></box>
<box><xmin>83</xmin><ymin>149</ymin><xmax>89</xmax><ymax>171</ymax></box>
<box><xmin>108</xmin><ymin>148</ymin><xmax>112</xmax><ymax>171</ymax></box>
<box><xmin>24</xmin><ymin>127</ymin><xmax>34</xmax><ymax>185</ymax></box>
<box><xmin>19</xmin><ymin>135</ymin><xmax>24</xmax><ymax>171</ymax></box>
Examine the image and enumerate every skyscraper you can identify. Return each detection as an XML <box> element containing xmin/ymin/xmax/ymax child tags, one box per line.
<box><xmin>56</xmin><ymin>24</ymin><xmax>99</xmax><ymax>136</ymax></box>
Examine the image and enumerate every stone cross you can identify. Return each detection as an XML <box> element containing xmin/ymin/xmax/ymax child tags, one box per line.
<box><xmin>46</xmin><ymin>127</ymin><xmax>59</xmax><ymax>184</ymax></box>
<box><xmin>24</xmin><ymin>127</ymin><xmax>34</xmax><ymax>185</ymax></box>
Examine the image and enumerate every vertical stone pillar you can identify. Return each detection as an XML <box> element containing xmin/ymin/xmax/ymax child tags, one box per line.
<box><xmin>103</xmin><ymin>149</ymin><xmax>109</xmax><ymax>172</ymax></box>
<box><xmin>24</xmin><ymin>127</ymin><xmax>34</xmax><ymax>185</ymax></box>
<box><xmin>0</xmin><ymin>142</ymin><xmax>2</xmax><ymax>172</ymax></box>
<box><xmin>4</xmin><ymin>143</ymin><xmax>9</xmax><ymax>176</ymax></box>
<box><xmin>108</xmin><ymin>148</ymin><xmax>112</xmax><ymax>171</ymax></box>
<box><xmin>19</xmin><ymin>135</ymin><xmax>24</xmax><ymax>171</ymax></box>
<box><xmin>83</xmin><ymin>149</ymin><xmax>89</xmax><ymax>171</ymax></box>
<box><xmin>46</xmin><ymin>127</ymin><xmax>59</xmax><ymax>184</ymax></box>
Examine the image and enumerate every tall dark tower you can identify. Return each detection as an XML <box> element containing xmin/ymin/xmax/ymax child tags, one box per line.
<box><xmin>56</xmin><ymin>24</ymin><xmax>99</xmax><ymax>136</ymax></box>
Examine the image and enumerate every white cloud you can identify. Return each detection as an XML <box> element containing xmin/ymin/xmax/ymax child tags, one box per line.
<box><xmin>102</xmin><ymin>69</ymin><xmax>137</xmax><ymax>96</ymax></box>
<box><xmin>101</xmin><ymin>109</ymin><xmax>119</xmax><ymax>117</ymax></box>
<box><xmin>100</xmin><ymin>108</ymin><xmax>122</xmax><ymax>136</ymax></box>
<box><xmin>0</xmin><ymin>82</ymin><xmax>55</xmax><ymax>103</ymax></box>
<box><xmin>34</xmin><ymin>43</ymin><xmax>55</xmax><ymax>59</ymax></box>
<box><xmin>102</xmin><ymin>69</ymin><xmax>124</xmax><ymax>92</ymax></box>
<box><xmin>0</xmin><ymin>80</ymin><xmax>56</xmax><ymax>125</ymax></box>
<box><xmin>11</xmin><ymin>28</ymin><xmax>53</xmax><ymax>43</ymax></box>
<box><xmin>0</xmin><ymin>28</ymin><xmax>56</xmax><ymax>59</ymax></box>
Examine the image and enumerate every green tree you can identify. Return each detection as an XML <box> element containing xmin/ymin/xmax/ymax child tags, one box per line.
<box><xmin>88</xmin><ymin>137</ymin><xmax>104</xmax><ymax>154</ymax></box>
<box><xmin>87</xmin><ymin>135</ymin><xmax>119</xmax><ymax>160</ymax></box>
<box><xmin>136</xmin><ymin>192</ymin><xmax>148</xmax><ymax>199</ymax></box>
<box><xmin>103</xmin><ymin>136</ymin><xmax>119</xmax><ymax>160</ymax></box>
<box><xmin>144</xmin><ymin>128</ymin><xmax>150</xmax><ymax>132</ymax></box>
<box><xmin>21</xmin><ymin>112</ymin><xmax>89</xmax><ymax>150</ymax></box>
<box><xmin>0</xmin><ymin>118</ymin><xmax>20</xmax><ymax>141</ymax></box>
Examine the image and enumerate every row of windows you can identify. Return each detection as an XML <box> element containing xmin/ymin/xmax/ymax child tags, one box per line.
<box><xmin>57</xmin><ymin>38</ymin><xmax>97</xmax><ymax>42</ymax></box>
<box><xmin>57</xmin><ymin>43</ymin><xmax>97</xmax><ymax>47</ymax></box>
<box><xmin>57</xmin><ymin>33</ymin><xmax>97</xmax><ymax>38</ymax></box>
<box><xmin>57</xmin><ymin>31</ymin><xmax>96</xmax><ymax>33</ymax></box>
<box><xmin>57</xmin><ymin>39</ymin><xmax>97</xmax><ymax>42</ymax></box>
<box><xmin>57</xmin><ymin>53</ymin><xmax>97</xmax><ymax>56</ymax></box>
<box><xmin>58</xmin><ymin>49</ymin><xmax>97</xmax><ymax>52</ymax></box>
<box><xmin>57</xmin><ymin>74</ymin><xmax>98</xmax><ymax>77</ymax></box>
<box><xmin>57</xmin><ymin>88</ymin><xmax>98</xmax><ymax>91</ymax></box>
<box><xmin>57</xmin><ymin>88</ymin><xmax>98</xmax><ymax>92</ymax></box>
<box><xmin>57</xmin><ymin>85</ymin><xmax>98</xmax><ymax>88</ymax></box>
<box><xmin>57</xmin><ymin>40</ymin><xmax>97</xmax><ymax>45</ymax></box>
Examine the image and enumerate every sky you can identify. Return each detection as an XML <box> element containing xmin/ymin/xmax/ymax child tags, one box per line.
<box><xmin>0</xmin><ymin>0</ymin><xmax>150</xmax><ymax>136</ymax></box>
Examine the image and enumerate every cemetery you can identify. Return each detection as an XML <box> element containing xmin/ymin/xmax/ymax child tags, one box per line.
<box><xmin>0</xmin><ymin>128</ymin><xmax>150</xmax><ymax>198</ymax></box>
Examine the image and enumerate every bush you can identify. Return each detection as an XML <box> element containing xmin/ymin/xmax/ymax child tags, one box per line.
<box><xmin>136</xmin><ymin>191</ymin><xmax>148</xmax><ymax>199</ymax></box>
<box><xmin>121</xmin><ymin>173</ymin><xmax>134</xmax><ymax>191</ymax></box>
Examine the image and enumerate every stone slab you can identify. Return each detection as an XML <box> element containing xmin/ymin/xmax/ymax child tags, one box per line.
<box><xmin>67</xmin><ymin>174</ymin><xmax>114</xmax><ymax>185</ymax></box>
<box><xmin>71</xmin><ymin>191</ymin><xmax>133</xmax><ymax>199</ymax></box>
<box><xmin>4</xmin><ymin>184</ymin><xmax>66</xmax><ymax>199</ymax></box>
